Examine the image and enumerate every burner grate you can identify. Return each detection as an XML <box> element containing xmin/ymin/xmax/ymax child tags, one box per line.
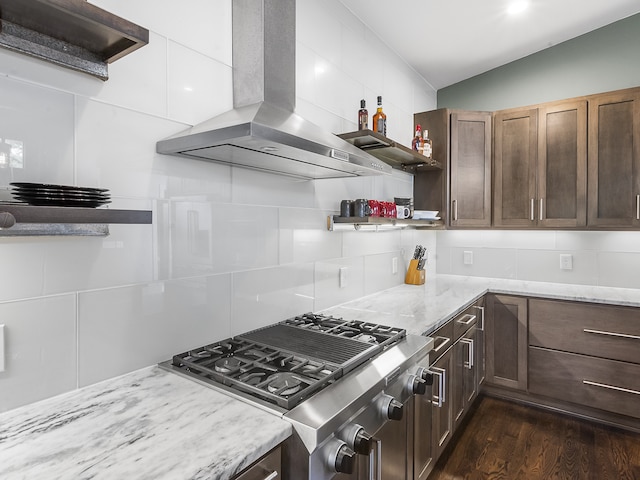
<box><xmin>240</xmin><ymin>324</ymin><xmax>375</xmax><ymax>365</ymax></box>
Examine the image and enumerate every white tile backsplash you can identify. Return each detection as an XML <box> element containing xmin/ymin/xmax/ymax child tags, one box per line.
<box><xmin>437</xmin><ymin>230</ymin><xmax>640</xmax><ymax>288</ymax></box>
<box><xmin>0</xmin><ymin>295</ymin><xmax>77</xmax><ymax>411</ymax></box>
<box><xmin>78</xmin><ymin>276</ymin><xmax>230</xmax><ymax>386</ymax></box>
<box><xmin>231</xmin><ymin>265</ymin><xmax>315</xmax><ymax>334</ymax></box>
<box><xmin>10</xmin><ymin>0</ymin><xmax>640</xmax><ymax>416</ymax></box>
<box><xmin>0</xmin><ymin>76</ymin><xmax>74</xmax><ymax>186</ymax></box>
<box><xmin>314</xmin><ymin>257</ymin><xmax>365</xmax><ymax>311</ymax></box>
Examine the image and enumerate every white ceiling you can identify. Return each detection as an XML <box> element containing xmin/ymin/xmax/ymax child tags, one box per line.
<box><xmin>338</xmin><ymin>0</ymin><xmax>640</xmax><ymax>90</ymax></box>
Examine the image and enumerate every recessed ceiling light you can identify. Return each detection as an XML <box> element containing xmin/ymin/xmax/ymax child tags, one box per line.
<box><xmin>508</xmin><ymin>0</ymin><xmax>528</xmax><ymax>15</ymax></box>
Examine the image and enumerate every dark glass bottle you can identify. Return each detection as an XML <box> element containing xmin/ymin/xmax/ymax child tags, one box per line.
<box><xmin>358</xmin><ymin>99</ymin><xmax>368</xmax><ymax>130</ymax></box>
<box><xmin>373</xmin><ymin>96</ymin><xmax>387</xmax><ymax>136</ymax></box>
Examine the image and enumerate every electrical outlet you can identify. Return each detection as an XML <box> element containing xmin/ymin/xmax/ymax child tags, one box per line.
<box><xmin>560</xmin><ymin>254</ymin><xmax>573</xmax><ymax>271</ymax></box>
<box><xmin>463</xmin><ymin>251</ymin><xmax>473</xmax><ymax>265</ymax></box>
<box><xmin>339</xmin><ymin>267</ymin><xmax>348</xmax><ymax>288</ymax></box>
<box><xmin>0</xmin><ymin>325</ymin><xmax>5</xmax><ymax>372</ymax></box>
<box><xmin>392</xmin><ymin>257</ymin><xmax>398</xmax><ymax>274</ymax></box>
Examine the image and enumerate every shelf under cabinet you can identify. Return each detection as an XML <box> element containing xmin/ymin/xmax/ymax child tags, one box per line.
<box><xmin>328</xmin><ymin>215</ymin><xmax>443</xmax><ymax>231</ymax></box>
<box><xmin>338</xmin><ymin>129</ymin><xmax>442</xmax><ymax>171</ymax></box>
<box><xmin>0</xmin><ymin>0</ymin><xmax>149</xmax><ymax>80</ymax></box>
<box><xmin>0</xmin><ymin>204</ymin><xmax>152</xmax><ymax>236</ymax></box>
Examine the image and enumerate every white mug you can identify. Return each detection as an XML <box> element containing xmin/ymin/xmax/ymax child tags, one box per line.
<box><xmin>396</xmin><ymin>205</ymin><xmax>410</xmax><ymax>219</ymax></box>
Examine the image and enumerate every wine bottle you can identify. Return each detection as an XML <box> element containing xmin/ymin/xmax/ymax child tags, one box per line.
<box><xmin>358</xmin><ymin>99</ymin><xmax>368</xmax><ymax>130</ymax></box>
<box><xmin>373</xmin><ymin>96</ymin><xmax>387</xmax><ymax>136</ymax></box>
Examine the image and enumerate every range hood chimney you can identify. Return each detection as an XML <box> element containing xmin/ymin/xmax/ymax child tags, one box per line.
<box><xmin>156</xmin><ymin>0</ymin><xmax>391</xmax><ymax>179</ymax></box>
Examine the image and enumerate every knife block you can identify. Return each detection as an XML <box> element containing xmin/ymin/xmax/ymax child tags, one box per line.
<box><xmin>405</xmin><ymin>259</ymin><xmax>425</xmax><ymax>285</ymax></box>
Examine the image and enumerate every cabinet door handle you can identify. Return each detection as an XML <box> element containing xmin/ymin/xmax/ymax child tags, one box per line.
<box><xmin>583</xmin><ymin>328</ymin><xmax>640</xmax><ymax>341</ymax></box>
<box><xmin>428</xmin><ymin>367</ymin><xmax>446</xmax><ymax>407</ymax></box>
<box><xmin>456</xmin><ymin>314</ymin><xmax>476</xmax><ymax>326</ymax></box>
<box><xmin>460</xmin><ymin>338</ymin><xmax>474</xmax><ymax>369</ymax></box>
<box><xmin>369</xmin><ymin>437</ymin><xmax>382</xmax><ymax>480</ymax></box>
<box><xmin>452</xmin><ymin>199</ymin><xmax>458</xmax><ymax>221</ymax></box>
<box><xmin>530</xmin><ymin>198</ymin><xmax>535</xmax><ymax>221</ymax></box>
<box><xmin>473</xmin><ymin>306</ymin><xmax>485</xmax><ymax>331</ymax></box>
<box><xmin>583</xmin><ymin>380</ymin><xmax>640</xmax><ymax>396</ymax></box>
<box><xmin>262</xmin><ymin>472</ymin><xmax>278</xmax><ymax>480</ymax></box>
<box><xmin>539</xmin><ymin>198</ymin><xmax>544</xmax><ymax>220</ymax></box>
<box><xmin>636</xmin><ymin>194</ymin><xmax>640</xmax><ymax>220</ymax></box>
<box><xmin>432</xmin><ymin>336</ymin><xmax>451</xmax><ymax>353</ymax></box>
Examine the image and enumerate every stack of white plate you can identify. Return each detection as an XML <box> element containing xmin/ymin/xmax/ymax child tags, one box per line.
<box><xmin>10</xmin><ymin>182</ymin><xmax>111</xmax><ymax>208</ymax></box>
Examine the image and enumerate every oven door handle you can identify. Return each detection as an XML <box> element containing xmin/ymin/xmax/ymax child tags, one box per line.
<box><xmin>369</xmin><ymin>436</ymin><xmax>382</xmax><ymax>480</ymax></box>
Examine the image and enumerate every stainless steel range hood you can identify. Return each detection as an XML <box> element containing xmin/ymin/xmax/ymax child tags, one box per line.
<box><xmin>156</xmin><ymin>0</ymin><xmax>391</xmax><ymax>180</ymax></box>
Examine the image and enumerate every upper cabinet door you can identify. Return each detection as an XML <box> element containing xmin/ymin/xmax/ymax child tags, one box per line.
<box><xmin>493</xmin><ymin>108</ymin><xmax>538</xmax><ymax>227</ymax></box>
<box><xmin>588</xmin><ymin>90</ymin><xmax>640</xmax><ymax>227</ymax></box>
<box><xmin>537</xmin><ymin>100</ymin><xmax>587</xmax><ymax>228</ymax></box>
<box><xmin>450</xmin><ymin>112</ymin><xmax>492</xmax><ymax>227</ymax></box>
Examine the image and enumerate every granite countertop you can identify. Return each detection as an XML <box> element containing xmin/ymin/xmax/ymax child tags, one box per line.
<box><xmin>0</xmin><ymin>367</ymin><xmax>292</xmax><ymax>480</ymax></box>
<box><xmin>3</xmin><ymin>274</ymin><xmax>640</xmax><ymax>480</ymax></box>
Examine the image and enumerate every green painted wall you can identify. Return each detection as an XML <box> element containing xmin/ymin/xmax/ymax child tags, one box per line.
<box><xmin>437</xmin><ymin>13</ymin><xmax>640</xmax><ymax>111</ymax></box>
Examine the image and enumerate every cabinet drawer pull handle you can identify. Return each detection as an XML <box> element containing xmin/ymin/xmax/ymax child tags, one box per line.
<box><xmin>583</xmin><ymin>328</ymin><xmax>640</xmax><ymax>341</ymax></box>
<box><xmin>453</xmin><ymin>199</ymin><xmax>458</xmax><ymax>221</ymax></box>
<box><xmin>432</xmin><ymin>336</ymin><xmax>451</xmax><ymax>353</ymax></box>
<box><xmin>473</xmin><ymin>306</ymin><xmax>485</xmax><ymax>331</ymax></box>
<box><xmin>583</xmin><ymin>380</ymin><xmax>640</xmax><ymax>396</ymax></box>
<box><xmin>460</xmin><ymin>338</ymin><xmax>474</xmax><ymax>369</ymax></box>
<box><xmin>530</xmin><ymin>198</ymin><xmax>535</xmax><ymax>221</ymax></box>
<box><xmin>262</xmin><ymin>472</ymin><xmax>278</xmax><ymax>480</ymax></box>
<box><xmin>428</xmin><ymin>367</ymin><xmax>446</xmax><ymax>407</ymax></box>
<box><xmin>637</xmin><ymin>194</ymin><xmax>640</xmax><ymax>220</ymax></box>
<box><xmin>456</xmin><ymin>314</ymin><xmax>476</xmax><ymax>326</ymax></box>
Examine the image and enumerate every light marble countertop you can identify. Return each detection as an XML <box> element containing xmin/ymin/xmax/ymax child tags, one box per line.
<box><xmin>323</xmin><ymin>274</ymin><xmax>640</xmax><ymax>336</ymax></box>
<box><xmin>2</xmin><ymin>274</ymin><xmax>640</xmax><ymax>480</ymax></box>
<box><xmin>0</xmin><ymin>366</ymin><xmax>292</xmax><ymax>480</ymax></box>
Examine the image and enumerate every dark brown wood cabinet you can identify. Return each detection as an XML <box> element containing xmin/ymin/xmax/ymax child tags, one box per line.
<box><xmin>587</xmin><ymin>89</ymin><xmax>640</xmax><ymax>227</ymax></box>
<box><xmin>493</xmin><ymin>100</ymin><xmax>587</xmax><ymax>228</ymax></box>
<box><xmin>450</xmin><ymin>112</ymin><xmax>492</xmax><ymax>227</ymax></box>
<box><xmin>414</xmin><ymin>109</ymin><xmax>492</xmax><ymax>228</ymax></box>
<box><xmin>485</xmin><ymin>294</ymin><xmax>528</xmax><ymax>391</ymax></box>
<box><xmin>528</xmin><ymin>298</ymin><xmax>640</xmax><ymax>420</ymax></box>
<box><xmin>493</xmin><ymin>108</ymin><xmax>538</xmax><ymax>227</ymax></box>
<box><xmin>538</xmin><ymin>100</ymin><xmax>588</xmax><ymax>227</ymax></box>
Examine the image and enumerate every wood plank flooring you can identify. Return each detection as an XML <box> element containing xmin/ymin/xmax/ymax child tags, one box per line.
<box><xmin>428</xmin><ymin>395</ymin><xmax>640</xmax><ymax>480</ymax></box>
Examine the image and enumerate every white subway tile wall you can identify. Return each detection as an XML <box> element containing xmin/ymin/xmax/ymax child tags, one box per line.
<box><xmin>436</xmin><ymin>230</ymin><xmax>640</xmax><ymax>288</ymax></box>
<box><xmin>0</xmin><ymin>0</ymin><xmax>437</xmax><ymax>411</ymax></box>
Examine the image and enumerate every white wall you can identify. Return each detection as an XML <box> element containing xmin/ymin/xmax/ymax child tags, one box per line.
<box><xmin>0</xmin><ymin>0</ymin><xmax>437</xmax><ymax>412</ymax></box>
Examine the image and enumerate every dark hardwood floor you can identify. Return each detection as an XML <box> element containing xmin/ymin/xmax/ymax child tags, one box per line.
<box><xmin>429</xmin><ymin>395</ymin><xmax>640</xmax><ymax>480</ymax></box>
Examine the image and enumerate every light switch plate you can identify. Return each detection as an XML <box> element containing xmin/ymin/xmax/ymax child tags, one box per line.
<box><xmin>0</xmin><ymin>324</ymin><xmax>5</xmax><ymax>372</ymax></box>
<box><xmin>392</xmin><ymin>257</ymin><xmax>398</xmax><ymax>274</ymax></box>
<box><xmin>463</xmin><ymin>251</ymin><xmax>473</xmax><ymax>265</ymax></box>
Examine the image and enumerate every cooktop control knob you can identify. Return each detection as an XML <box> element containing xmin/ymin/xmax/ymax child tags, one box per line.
<box><xmin>409</xmin><ymin>374</ymin><xmax>427</xmax><ymax>395</ymax></box>
<box><xmin>388</xmin><ymin>398</ymin><xmax>404</xmax><ymax>421</ymax></box>
<box><xmin>338</xmin><ymin>423</ymin><xmax>373</xmax><ymax>456</ymax></box>
<box><xmin>417</xmin><ymin>367</ymin><xmax>434</xmax><ymax>385</ymax></box>
<box><xmin>334</xmin><ymin>444</ymin><xmax>356</xmax><ymax>474</ymax></box>
<box><xmin>378</xmin><ymin>394</ymin><xmax>404</xmax><ymax>421</ymax></box>
<box><xmin>353</xmin><ymin>428</ymin><xmax>374</xmax><ymax>455</ymax></box>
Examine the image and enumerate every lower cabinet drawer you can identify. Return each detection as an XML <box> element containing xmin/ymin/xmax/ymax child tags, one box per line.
<box><xmin>233</xmin><ymin>446</ymin><xmax>280</xmax><ymax>480</ymax></box>
<box><xmin>529</xmin><ymin>346</ymin><xmax>640</xmax><ymax>419</ymax></box>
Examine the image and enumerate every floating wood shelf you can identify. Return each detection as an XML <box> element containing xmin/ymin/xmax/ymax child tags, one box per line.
<box><xmin>0</xmin><ymin>0</ymin><xmax>149</xmax><ymax>80</ymax></box>
<box><xmin>338</xmin><ymin>129</ymin><xmax>442</xmax><ymax>171</ymax></box>
<box><xmin>0</xmin><ymin>204</ymin><xmax>152</xmax><ymax>236</ymax></box>
<box><xmin>327</xmin><ymin>215</ymin><xmax>443</xmax><ymax>231</ymax></box>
